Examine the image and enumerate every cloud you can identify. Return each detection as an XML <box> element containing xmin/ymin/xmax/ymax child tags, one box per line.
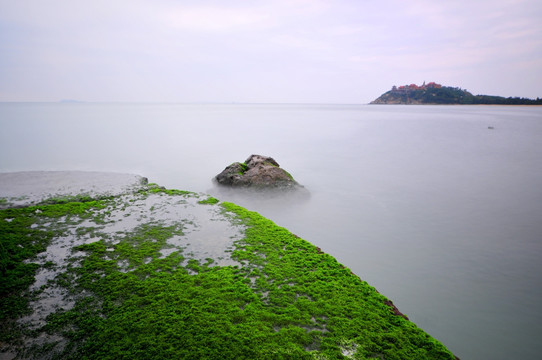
<box><xmin>0</xmin><ymin>0</ymin><xmax>541</xmax><ymax>102</ymax></box>
<box><xmin>162</xmin><ymin>6</ymin><xmax>271</xmax><ymax>32</ymax></box>
<box><xmin>270</xmin><ymin>34</ymin><xmax>333</xmax><ymax>51</ymax></box>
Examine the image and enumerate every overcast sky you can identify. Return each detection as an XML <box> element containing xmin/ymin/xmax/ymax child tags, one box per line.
<box><xmin>1</xmin><ymin>0</ymin><xmax>541</xmax><ymax>103</ymax></box>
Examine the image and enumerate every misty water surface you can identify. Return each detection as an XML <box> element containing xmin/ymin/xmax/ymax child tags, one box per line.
<box><xmin>1</xmin><ymin>103</ymin><xmax>542</xmax><ymax>359</ymax></box>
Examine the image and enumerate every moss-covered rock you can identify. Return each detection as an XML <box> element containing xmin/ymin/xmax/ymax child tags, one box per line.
<box><xmin>214</xmin><ymin>155</ymin><xmax>302</xmax><ymax>189</ymax></box>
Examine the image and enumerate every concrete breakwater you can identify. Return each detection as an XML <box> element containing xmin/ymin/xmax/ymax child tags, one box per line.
<box><xmin>0</xmin><ymin>172</ymin><xmax>456</xmax><ymax>359</ymax></box>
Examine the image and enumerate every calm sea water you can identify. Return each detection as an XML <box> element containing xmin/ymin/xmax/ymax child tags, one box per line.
<box><xmin>1</xmin><ymin>103</ymin><xmax>541</xmax><ymax>359</ymax></box>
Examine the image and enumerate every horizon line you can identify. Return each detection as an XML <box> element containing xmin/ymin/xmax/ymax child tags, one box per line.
<box><xmin>0</xmin><ymin>100</ymin><xmax>372</xmax><ymax>106</ymax></box>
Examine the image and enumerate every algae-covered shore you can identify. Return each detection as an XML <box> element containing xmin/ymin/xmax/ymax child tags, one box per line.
<box><xmin>0</xmin><ymin>172</ymin><xmax>456</xmax><ymax>359</ymax></box>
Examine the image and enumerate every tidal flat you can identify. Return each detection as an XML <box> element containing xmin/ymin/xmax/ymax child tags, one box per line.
<box><xmin>0</xmin><ymin>172</ymin><xmax>455</xmax><ymax>359</ymax></box>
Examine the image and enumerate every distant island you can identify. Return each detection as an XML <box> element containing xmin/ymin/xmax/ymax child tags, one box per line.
<box><xmin>370</xmin><ymin>82</ymin><xmax>542</xmax><ymax>105</ymax></box>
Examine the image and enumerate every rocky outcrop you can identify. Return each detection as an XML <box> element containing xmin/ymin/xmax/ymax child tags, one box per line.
<box><xmin>370</xmin><ymin>82</ymin><xmax>542</xmax><ymax>105</ymax></box>
<box><xmin>214</xmin><ymin>155</ymin><xmax>300</xmax><ymax>189</ymax></box>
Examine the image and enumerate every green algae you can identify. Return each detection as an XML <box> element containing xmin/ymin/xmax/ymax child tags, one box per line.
<box><xmin>198</xmin><ymin>196</ymin><xmax>220</xmax><ymax>205</ymax></box>
<box><xmin>0</xmin><ymin>199</ymin><xmax>112</xmax><ymax>351</ymax></box>
<box><xmin>220</xmin><ymin>202</ymin><xmax>455</xmax><ymax>359</ymax></box>
<box><xmin>0</xmin><ymin>189</ymin><xmax>456</xmax><ymax>359</ymax></box>
<box><xmin>147</xmin><ymin>188</ymin><xmax>193</xmax><ymax>196</ymax></box>
<box><xmin>144</xmin><ymin>182</ymin><xmax>195</xmax><ymax>197</ymax></box>
<box><xmin>240</xmin><ymin>162</ymin><xmax>249</xmax><ymax>173</ymax></box>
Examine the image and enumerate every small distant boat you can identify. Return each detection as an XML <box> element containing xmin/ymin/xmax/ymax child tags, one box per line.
<box><xmin>488</xmin><ymin>126</ymin><xmax>495</xmax><ymax>130</ymax></box>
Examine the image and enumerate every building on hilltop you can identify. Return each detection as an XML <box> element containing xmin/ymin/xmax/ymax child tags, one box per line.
<box><xmin>391</xmin><ymin>82</ymin><xmax>442</xmax><ymax>92</ymax></box>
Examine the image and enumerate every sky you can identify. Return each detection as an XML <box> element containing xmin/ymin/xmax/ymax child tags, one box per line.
<box><xmin>1</xmin><ymin>0</ymin><xmax>541</xmax><ymax>104</ymax></box>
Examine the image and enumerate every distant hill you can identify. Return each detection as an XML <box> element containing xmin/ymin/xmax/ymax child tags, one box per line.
<box><xmin>370</xmin><ymin>82</ymin><xmax>542</xmax><ymax>105</ymax></box>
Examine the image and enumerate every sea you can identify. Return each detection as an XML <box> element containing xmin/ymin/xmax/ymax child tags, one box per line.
<box><xmin>1</xmin><ymin>103</ymin><xmax>541</xmax><ymax>359</ymax></box>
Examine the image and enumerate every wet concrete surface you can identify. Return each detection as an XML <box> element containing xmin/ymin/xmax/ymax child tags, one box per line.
<box><xmin>0</xmin><ymin>171</ymin><xmax>245</xmax><ymax>359</ymax></box>
<box><xmin>0</xmin><ymin>171</ymin><xmax>147</xmax><ymax>209</ymax></box>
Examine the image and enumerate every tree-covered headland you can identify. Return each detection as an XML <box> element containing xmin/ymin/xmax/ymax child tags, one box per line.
<box><xmin>371</xmin><ymin>82</ymin><xmax>542</xmax><ymax>105</ymax></box>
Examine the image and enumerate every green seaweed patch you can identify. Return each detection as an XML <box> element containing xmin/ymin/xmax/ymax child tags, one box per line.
<box><xmin>1</xmin><ymin>189</ymin><xmax>456</xmax><ymax>359</ymax></box>
<box><xmin>0</xmin><ymin>199</ymin><xmax>111</xmax><ymax>349</ymax></box>
<box><xmin>197</xmin><ymin>196</ymin><xmax>220</xmax><ymax>205</ymax></box>
<box><xmin>38</xmin><ymin>195</ymin><xmax>100</xmax><ymax>206</ymax></box>
<box><xmin>142</xmin><ymin>182</ymin><xmax>194</xmax><ymax>197</ymax></box>
<box><xmin>220</xmin><ymin>201</ymin><xmax>456</xmax><ymax>359</ymax></box>
<box><xmin>240</xmin><ymin>162</ymin><xmax>249</xmax><ymax>173</ymax></box>
<box><xmin>146</xmin><ymin>187</ymin><xmax>195</xmax><ymax>196</ymax></box>
<box><xmin>283</xmin><ymin>169</ymin><xmax>295</xmax><ymax>181</ymax></box>
<box><xmin>230</xmin><ymin>161</ymin><xmax>249</xmax><ymax>175</ymax></box>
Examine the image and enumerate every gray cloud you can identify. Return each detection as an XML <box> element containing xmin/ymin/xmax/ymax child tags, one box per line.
<box><xmin>1</xmin><ymin>0</ymin><xmax>541</xmax><ymax>102</ymax></box>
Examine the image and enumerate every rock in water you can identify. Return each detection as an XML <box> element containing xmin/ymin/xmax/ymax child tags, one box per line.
<box><xmin>214</xmin><ymin>155</ymin><xmax>301</xmax><ymax>188</ymax></box>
